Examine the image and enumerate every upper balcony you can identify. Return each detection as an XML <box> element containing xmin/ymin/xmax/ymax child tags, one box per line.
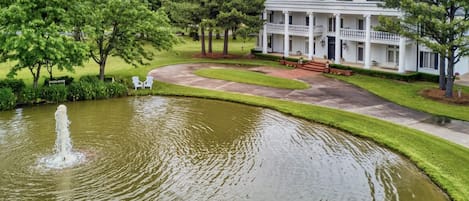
<box><xmin>337</xmin><ymin>29</ymin><xmax>403</xmax><ymax>44</ymax></box>
<box><xmin>266</xmin><ymin>23</ymin><xmax>324</xmax><ymax>37</ymax></box>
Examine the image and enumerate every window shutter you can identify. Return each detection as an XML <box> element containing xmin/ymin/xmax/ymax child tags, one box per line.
<box><xmin>434</xmin><ymin>53</ymin><xmax>439</xmax><ymax>70</ymax></box>
<box><xmin>419</xmin><ymin>52</ymin><xmax>423</xmax><ymax>68</ymax></box>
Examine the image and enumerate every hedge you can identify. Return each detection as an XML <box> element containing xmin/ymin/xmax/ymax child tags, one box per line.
<box><xmin>331</xmin><ymin>64</ymin><xmax>439</xmax><ymax>83</ymax></box>
<box><xmin>0</xmin><ymin>88</ymin><xmax>16</xmax><ymax>111</ymax></box>
<box><xmin>249</xmin><ymin>49</ymin><xmax>439</xmax><ymax>83</ymax></box>
<box><xmin>0</xmin><ymin>79</ymin><xmax>26</xmax><ymax>95</ymax></box>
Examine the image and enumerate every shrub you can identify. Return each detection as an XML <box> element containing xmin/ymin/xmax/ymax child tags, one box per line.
<box><xmin>67</xmin><ymin>82</ymin><xmax>95</xmax><ymax>101</ymax></box>
<box><xmin>41</xmin><ymin>85</ymin><xmax>68</xmax><ymax>103</ymax></box>
<box><xmin>93</xmin><ymin>81</ymin><xmax>109</xmax><ymax>99</ymax></box>
<box><xmin>0</xmin><ymin>79</ymin><xmax>26</xmax><ymax>95</ymax></box>
<box><xmin>418</xmin><ymin>72</ymin><xmax>439</xmax><ymax>83</ymax></box>
<box><xmin>43</xmin><ymin>76</ymin><xmax>74</xmax><ymax>86</ymax></box>
<box><xmin>0</xmin><ymin>88</ymin><xmax>16</xmax><ymax>111</ymax></box>
<box><xmin>79</xmin><ymin>75</ymin><xmax>101</xmax><ymax>83</ymax></box>
<box><xmin>106</xmin><ymin>82</ymin><xmax>128</xmax><ymax>98</ymax></box>
<box><xmin>18</xmin><ymin>87</ymin><xmax>42</xmax><ymax>105</ymax></box>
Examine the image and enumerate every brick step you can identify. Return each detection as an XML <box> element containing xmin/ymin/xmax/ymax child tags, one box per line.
<box><xmin>298</xmin><ymin>65</ymin><xmax>326</xmax><ymax>72</ymax></box>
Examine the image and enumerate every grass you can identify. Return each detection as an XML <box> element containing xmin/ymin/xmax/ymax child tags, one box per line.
<box><xmin>131</xmin><ymin>81</ymin><xmax>469</xmax><ymax>201</ymax></box>
<box><xmin>0</xmin><ymin>36</ymin><xmax>287</xmax><ymax>86</ymax></box>
<box><xmin>327</xmin><ymin>74</ymin><xmax>469</xmax><ymax>121</ymax></box>
<box><xmin>194</xmin><ymin>68</ymin><xmax>309</xmax><ymax>89</ymax></box>
<box><xmin>2</xmin><ymin>34</ymin><xmax>469</xmax><ymax>200</ymax></box>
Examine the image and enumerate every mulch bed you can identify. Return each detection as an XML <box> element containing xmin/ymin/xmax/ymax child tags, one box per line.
<box><xmin>420</xmin><ymin>88</ymin><xmax>469</xmax><ymax>105</ymax></box>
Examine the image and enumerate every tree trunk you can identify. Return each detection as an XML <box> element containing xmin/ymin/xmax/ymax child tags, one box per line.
<box><xmin>208</xmin><ymin>30</ymin><xmax>213</xmax><ymax>54</ymax></box>
<box><xmin>201</xmin><ymin>26</ymin><xmax>206</xmax><ymax>56</ymax></box>
<box><xmin>99</xmin><ymin>60</ymin><xmax>106</xmax><ymax>81</ymax></box>
<box><xmin>445</xmin><ymin>53</ymin><xmax>455</xmax><ymax>98</ymax></box>
<box><xmin>439</xmin><ymin>54</ymin><xmax>446</xmax><ymax>90</ymax></box>
<box><xmin>232</xmin><ymin>27</ymin><xmax>237</xmax><ymax>40</ymax></box>
<box><xmin>223</xmin><ymin>29</ymin><xmax>229</xmax><ymax>56</ymax></box>
<box><xmin>32</xmin><ymin>65</ymin><xmax>41</xmax><ymax>89</ymax></box>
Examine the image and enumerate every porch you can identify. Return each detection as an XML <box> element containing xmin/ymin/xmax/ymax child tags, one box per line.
<box><xmin>265</xmin><ymin>53</ymin><xmax>406</xmax><ymax>74</ymax></box>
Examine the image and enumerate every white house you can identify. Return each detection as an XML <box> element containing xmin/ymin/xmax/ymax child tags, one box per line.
<box><xmin>256</xmin><ymin>0</ymin><xmax>469</xmax><ymax>75</ymax></box>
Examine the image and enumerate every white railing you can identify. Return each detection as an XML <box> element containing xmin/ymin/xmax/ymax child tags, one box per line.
<box><xmin>266</xmin><ymin>23</ymin><xmax>324</xmax><ymax>36</ymax></box>
<box><xmin>340</xmin><ymin>29</ymin><xmax>365</xmax><ymax>40</ymax></box>
<box><xmin>371</xmin><ymin>30</ymin><xmax>400</xmax><ymax>42</ymax></box>
<box><xmin>338</xmin><ymin>28</ymin><xmax>401</xmax><ymax>43</ymax></box>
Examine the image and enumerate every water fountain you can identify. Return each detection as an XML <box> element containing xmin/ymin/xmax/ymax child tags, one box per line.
<box><xmin>38</xmin><ymin>104</ymin><xmax>85</xmax><ymax>169</ymax></box>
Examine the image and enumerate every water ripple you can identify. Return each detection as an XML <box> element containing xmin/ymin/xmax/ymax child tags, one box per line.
<box><xmin>0</xmin><ymin>97</ymin><xmax>448</xmax><ymax>200</ymax></box>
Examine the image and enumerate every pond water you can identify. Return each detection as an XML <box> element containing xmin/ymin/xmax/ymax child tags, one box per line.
<box><xmin>0</xmin><ymin>97</ymin><xmax>448</xmax><ymax>200</ymax></box>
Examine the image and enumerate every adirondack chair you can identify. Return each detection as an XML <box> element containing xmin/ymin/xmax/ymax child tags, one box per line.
<box><xmin>143</xmin><ymin>76</ymin><xmax>154</xmax><ymax>89</ymax></box>
<box><xmin>132</xmin><ymin>76</ymin><xmax>143</xmax><ymax>90</ymax></box>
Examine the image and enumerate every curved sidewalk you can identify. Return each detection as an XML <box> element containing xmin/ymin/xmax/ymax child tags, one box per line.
<box><xmin>149</xmin><ymin>63</ymin><xmax>469</xmax><ymax>148</ymax></box>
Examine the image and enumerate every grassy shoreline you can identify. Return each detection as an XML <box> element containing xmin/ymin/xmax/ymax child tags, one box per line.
<box><xmin>132</xmin><ymin>81</ymin><xmax>469</xmax><ymax>201</ymax></box>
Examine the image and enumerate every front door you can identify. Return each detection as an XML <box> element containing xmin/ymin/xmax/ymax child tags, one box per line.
<box><xmin>328</xmin><ymin>37</ymin><xmax>335</xmax><ymax>60</ymax></box>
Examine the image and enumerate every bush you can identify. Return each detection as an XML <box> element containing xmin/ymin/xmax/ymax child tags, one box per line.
<box><xmin>67</xmin><ymin>82</ymin><xmax>95</xmax><ymax>101</ymax></box>
<box><xmin>79</xmin><ymin>75</ymin><xmax>101</xmax><ymax>83</ymax></box>
<box><xmin>41</xmin><ymin>85</ymin><xmax>68</xmax><ymax>103</ymax></box>
<box><xmin>253</xmin><ymin>52</ymin><xmax>309</xmax><ymax>63</ymax></box>
<box><xmin>0</xmin><ymin>88</ymin><xmax>16</xmax><ymax>111</ymax></box>
<box><xmin>418</xmin><ymin>72</ymin><xmax>439</xmax><ymax>83</ymax></box>
<box><xmin>93</xmin><ymin>81</ymin><xmax>109</xmax><ymax>99</ymax></box>
<box><xmin>0</xmin><ymin>79</ymin><xmax>26</xmax><ymax>95</ymax></box>
<box><xmin>43</xmin><ymin>76</ymin><xmax>74</xmax><ymax>86</ymax></box>
<box><xmin>106</xmin><ymin>82</ymin><xmax>128</xmax><ymax>98</ymax></box>
<box><xmin>18</xmin><ymin>87</ymin><xmax>42</xmax><ymax>105</ymax></box>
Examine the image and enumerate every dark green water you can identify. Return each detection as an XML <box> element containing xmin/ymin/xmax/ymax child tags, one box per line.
<box><xmin>0</xmin><ymin>96</ymin><xmax>448</xmax><ymax>200</ymax></box>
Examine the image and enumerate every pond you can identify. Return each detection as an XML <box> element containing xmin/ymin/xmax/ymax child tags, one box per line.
<box><xmin>0</xmin><ymin>97</ymin><xmax>448</xmax><ymax>200</ymax></box>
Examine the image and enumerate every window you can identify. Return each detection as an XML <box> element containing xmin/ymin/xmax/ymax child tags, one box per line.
<box><xmin>306</xmin><ymin>17</ymin><xmax>309</xmax><ymax>26</ymax></box>
<box><xmin>289</xmin><ymin>36</ymin><xmax>292</xmax><ymax>52</ymax></box>
<box><xmin>358</xmin><ymin>19</ymin><xmax>364</xmax><ymax>30</ymax></box>
<box><xmin>328</xmin><ymin>17</ymin><xmax>343</xmax><ymax>32</ymax></box>
<box><xmin>420</xmin><ymin>51</ymin><xmax>439</xmax><ymax>69</ymax></box>
<box><xmin>387</xmin><ymin>45</ymin><xmax>399</xmax><ymax>64</ymax></box>
<box><xmin>289</xmin><ymin>16</ymin><xmax>292</xmax><ymax>25</ymax></box>
<box><xmin>268</xmin><ymin>35</ymin><xmax>272</xmax><ymax>48</ymax></box>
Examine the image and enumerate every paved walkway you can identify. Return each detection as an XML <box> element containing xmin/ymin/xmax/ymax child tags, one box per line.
<box><xmin>149</xmin><ymin>63</ymin><xmax>469</xmax><ymax>148</ymax></box>
<box><xmin>455</xmin><ymin>73</ymin><xmax>469</xmax><ymax>87</ymax></box>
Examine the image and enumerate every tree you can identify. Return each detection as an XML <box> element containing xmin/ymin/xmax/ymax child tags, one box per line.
<box><xmin>379</xmin><ymin>0</ymin><xmax>469</xmax><ymax>97</ymax></box>
<box><xmin>77</xmin><ymin>0</ymin><xmax>177</xmax><ymax>80</ymax></box>
<box><xmin>0</xmin><ymin>0</ymin><xmax>88</xmax><ymax>88</ymax></box>
<box><xmin>217</xmin><ymin>0</ymin><xmax>264</xmax><ymax>56</ymax></box>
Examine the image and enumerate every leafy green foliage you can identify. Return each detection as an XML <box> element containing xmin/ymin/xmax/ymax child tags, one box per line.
<box><xmin>0</xmin><ymin>87</ymin><xmax>16</xmax><ymax>111</ymax></box>
<box><xmin>331</xmin><ymin>64</ymin><xmax>439</xmax><ymax>82</ymax></box>
<box><xmin>0</xmin><ymin>79</ymin><xmax>25</xmax><ymax>95</ymax></box>
<box><xmin>18</xmin><ymin>87</ymin><xmax>42</xmax><ymax>105</ymax></box>
<box><xmin>76</xmin><ymin>0</ymin><xmax>178</xmax><ymax>80</ymax></box>
<box><xmin>195</xmin><ymin>68</ymin><xmax>309</xmax><ymax>89</ymax></box>
<box><xmin>378</xmin><ymin>0</ymin><xmax>469</xmax><ymax>97</ymax></box>
<box><xmin>0</xmin><ymin>0</ymin><xmax>88</xmax><ymax>88</ymax></box>
<box><xmin>41</xmin><ymin>85</ymin><xmax>68</xmax><ymax>103</ymax></box>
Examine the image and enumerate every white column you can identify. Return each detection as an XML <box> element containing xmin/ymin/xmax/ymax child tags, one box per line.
<box><xmin>334</xmin><ymin>13</ymin><xmax>341</xmax><ymax>64</ymax></box>
<box><xmin>364</xmin><ymin>14</ymin><xmax>372</xmax><ymax>69</ymax></box>
<box><xmin>284</xmin><ymin>10</ymin><xmax>289</xmax><ymax>57</ymax></box>
<box><xmin>308</xmin><ymin>12</ymin><xmax>314</xmax><ymax>60</ymax></box>
<box><xmin>398</xmin><ymin>36</ymin><xmax>406</xmax><ymax>73</ymax></box>
<box><xmin>262</xmin><ymin>10</ymin><xmax>268</xmax><ymax>54</ymax></box>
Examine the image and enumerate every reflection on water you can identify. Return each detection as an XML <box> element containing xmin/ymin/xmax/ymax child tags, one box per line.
<box><xmin>0</xmin><ymin>97</ymin><xmax>448</xmax><ymax>200</ymax></box>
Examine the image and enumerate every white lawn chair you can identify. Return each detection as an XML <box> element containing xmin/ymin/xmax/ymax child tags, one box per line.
<box><xmin>132</xmin><ymin>76</ymin><xmax>143</xmax><ymax>90</ymax></box>
<box><xmin>143</xmin><ymin>76</ymin><xmax>153</xmax><ymax>89</ymax></box>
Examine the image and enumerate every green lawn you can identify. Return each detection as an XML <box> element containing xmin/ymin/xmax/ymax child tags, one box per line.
<box><xmin>0</xmin><ymin>36</ymin><xmax>286</xmax><ymax>86</ymax></box>
<box><xmin>195</xmin><ymin>68</ymin><xmax>309</xmax><ymax>89</ymax></box>
<box><xmin>327</xmin><ymin>74</ymin><xmax>469</xmax><ymax>121</ymax></box>
<box><xmin>131</xmin><ymin>81</ymin><xmax>469</xmax><ymax>201</ymax></box>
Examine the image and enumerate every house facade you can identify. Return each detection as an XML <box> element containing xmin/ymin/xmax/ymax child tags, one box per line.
<box><xmin>256</xmin><ymin>0</ymin><xmax>469</xmax><ymax>75</ymax></box>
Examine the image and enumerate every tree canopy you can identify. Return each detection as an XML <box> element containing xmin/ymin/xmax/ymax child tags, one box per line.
<box><xmin>75</xmin><ymin>0</ymin><xmax>178</xmax><ymax>80</ymax></box>
<box><xmin>0</xmin><ymin>0</ymin><xmax>88</xmax><ymax>88</ymax></box>
<box><xmin>379</xmin><ymin>0</ymin><xmax>469</xmax><ymax>97</ymax></box>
